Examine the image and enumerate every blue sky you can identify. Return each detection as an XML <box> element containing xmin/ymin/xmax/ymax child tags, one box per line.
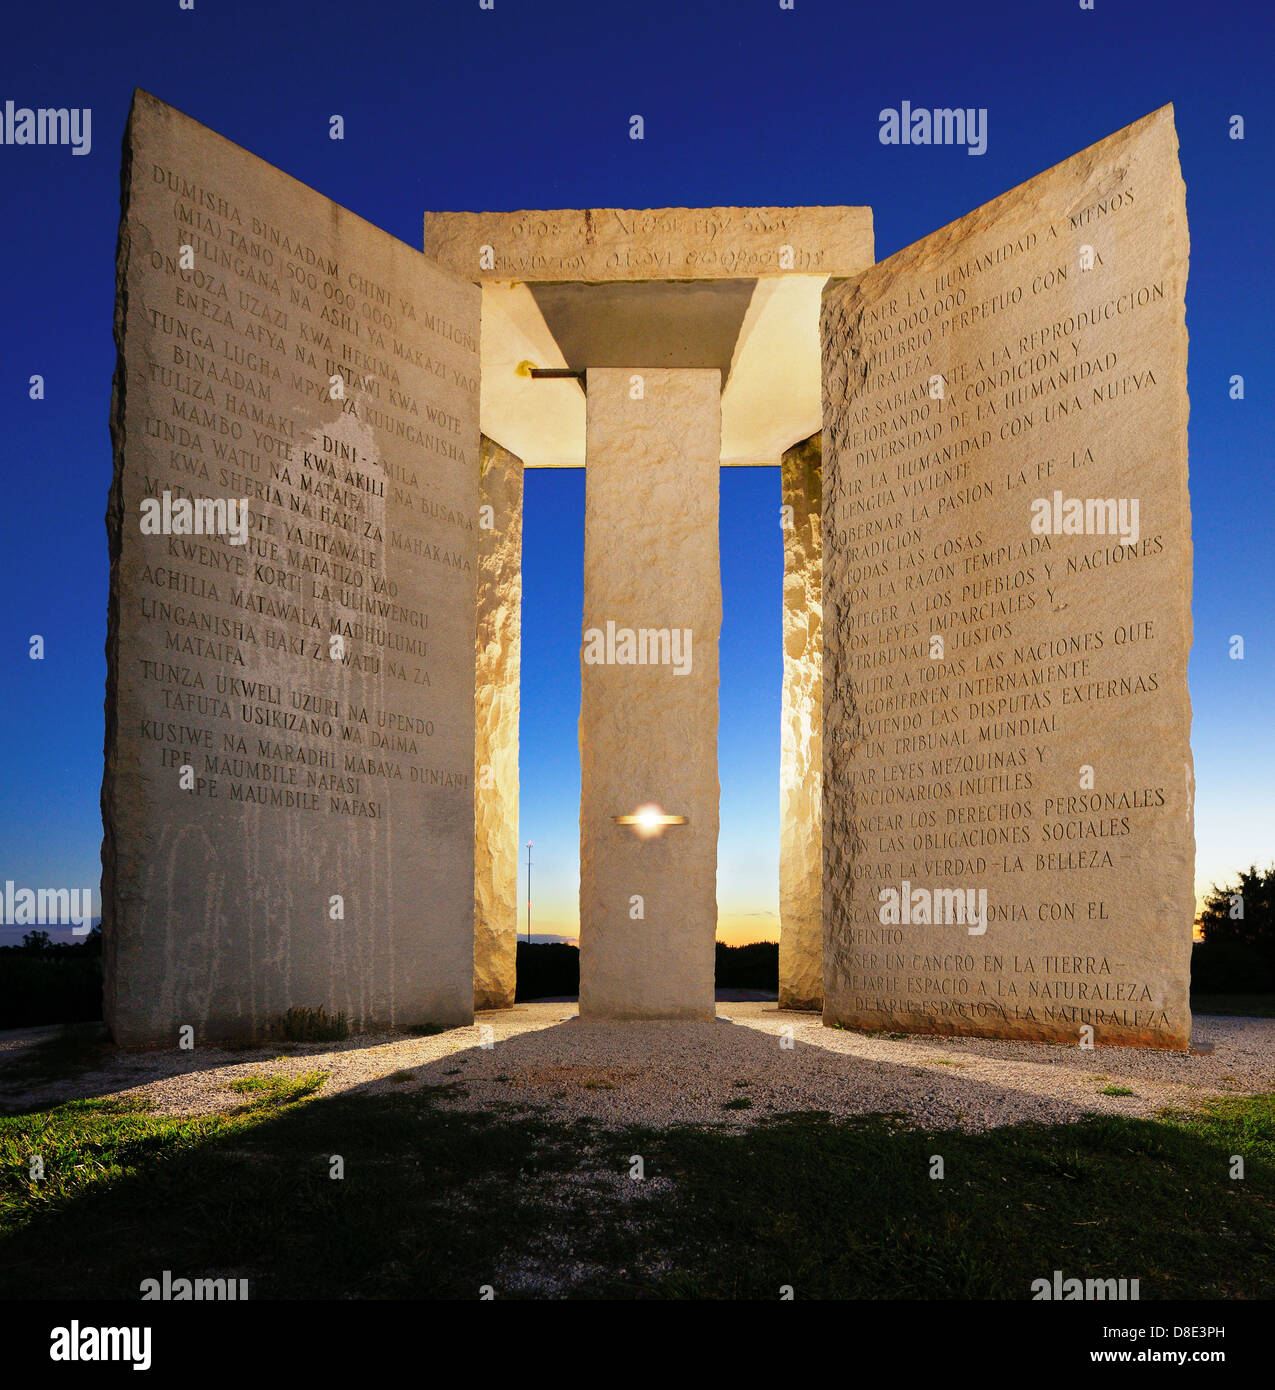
<box><xmin>1</xmin><ymin>0</ymin><xmax>1271</xmax><ymax>942</ymax></box>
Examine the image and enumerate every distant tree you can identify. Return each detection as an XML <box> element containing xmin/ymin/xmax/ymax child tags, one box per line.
<box><xmin>20</xmin><ymin>929</ymin><xmax>52</xmax><ymax>955</ymax></box>
<box><xmin>1197</xmin><ymin>865</ymin><xmax>1275</xmax><ymax>960</ymax></box>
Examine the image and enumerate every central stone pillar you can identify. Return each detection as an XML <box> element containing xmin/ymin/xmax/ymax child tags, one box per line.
<box><xmin>579</xmin><ymin>368</ymin><xmax>721</xmax><ymax>1020</ymax></box>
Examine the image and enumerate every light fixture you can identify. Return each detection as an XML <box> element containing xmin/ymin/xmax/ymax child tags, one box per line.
<box><xmin>612</xmin><ymin>803</ymin><xmax>688</xmax><ymax>838</ymax></box>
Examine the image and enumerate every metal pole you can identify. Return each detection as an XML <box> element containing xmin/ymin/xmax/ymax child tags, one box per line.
<box><xmin>528</xmin><ymin>367</ymin><xmax>585</xmax><ymax>382</ymax></box>
<box><xmin>525</xmin><ymin>841</ymin><xmax>533</xmax><ymax>944</ymax></box>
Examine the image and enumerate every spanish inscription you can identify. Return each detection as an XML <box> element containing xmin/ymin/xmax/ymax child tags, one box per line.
<box><xmin>821</xmin><ymin>107</ymin><xmax>1193</xmax><ymax>1047</ymax></box>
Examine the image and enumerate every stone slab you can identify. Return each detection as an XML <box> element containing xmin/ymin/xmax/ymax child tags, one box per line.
<box><xmin>423</xmin><ymin>206</ymin><xmax>873</xmax><ymax>283</ymax></box>
<box><xmin>820</xmin><ymin>106</ymin><xmax>1193</xmax><ymax>1048</ymax></box>
<box><xmin>779</xmin><ymin>432</ymin><xmax>823</xmax><ymax>1011</ymax></box>
<box><xmin>436</xmin><ymin>208</ymin><xmax>875</xmax><ymax>470</ymax></box>
<box><xmin>475</xmin><ymin>435</ymin><xmax>523</xmax><ymax>1010</ymax></box>
<box><xmin>578</xmin><ymin>368</ymin><xmax>721</xmax><ymax>1020</ymax></box>
<box><xmin>103</xmin><ymin>91</ymin><xmax>481</xmax><ymax>1044</ymax></box>
<box><xmin>527</xmin><ymin>280</ymin><xmax>757</xmax><ymax>378</ymax></box>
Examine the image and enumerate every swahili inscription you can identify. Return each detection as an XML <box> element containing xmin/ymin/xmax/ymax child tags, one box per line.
<box><xmin>103</xmin><ymin>91</ymin><xmax>481</xmax><ymax>1044</ymax></box>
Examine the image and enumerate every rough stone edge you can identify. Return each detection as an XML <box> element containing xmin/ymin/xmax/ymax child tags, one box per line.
<box><xmin>474</xmin><ymin>436</ymin><xmax>523</xmax><ymax>1011</ymax></box>
<box><xmin>101</xmin><ymin>90</ymin><xmax>140</xmax><ymax>1041</ymax></box>
<box><xmin>778</xmin><ymin>432</ymin><xmax>823</xmax><ymax>1012</ymax></box>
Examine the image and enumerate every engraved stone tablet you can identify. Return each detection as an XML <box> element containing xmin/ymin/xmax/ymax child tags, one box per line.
<box><xmin>821</xmin><ymin>106</ymin><xmax>1193</xmax><ymax>1048</ymax></box>
<box><xmin>103</xmin><ymin>91</ymin><xmax>481</xmax><ymax>1044</ymax></box>
<box><xmin>423</xmin><ymin>206</ymin><xmax>873</xmax><ymax>282</ymax></box>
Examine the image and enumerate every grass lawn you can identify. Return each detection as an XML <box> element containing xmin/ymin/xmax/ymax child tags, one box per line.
<box><xmin>0</xmin><ymin>1076</ymin><xmax>1271</xmax><ymax>1299</ymax></box>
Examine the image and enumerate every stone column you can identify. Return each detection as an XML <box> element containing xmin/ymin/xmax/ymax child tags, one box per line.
<box><xmin>779</xmin><ymin>432</ymin><xmax>823</xmax><ymax>1011</ymax></box>
<box><xmin>475</xmin><ymin>435</ymin><xmax>523</xmax><ymax>1010</ymax></box>
<box><xmin>579</xmin><ymin>368</ymin><xmax>721</xmax><ymax>1020</ymax></box>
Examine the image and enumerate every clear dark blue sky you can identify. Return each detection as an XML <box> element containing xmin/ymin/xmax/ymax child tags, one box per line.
<box><xmin>1</xmin><ymin>0</ymin><xmax>1271</xmax><ymax>940</ymax></box>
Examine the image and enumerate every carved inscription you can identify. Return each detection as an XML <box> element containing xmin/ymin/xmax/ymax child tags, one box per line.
<box><xmin>104</xmin><ymin>92</ymin><xmax>480</xmax><ymax>1043</ymax></box>
<box><xmin>821</xmin><ymin>107</ymin><xmax>1193</xmax><ymax>1047</ymax></box>
<box><xmin>423</xmin><ymin>206</ymin><xmax>874</xmax><ymax>282</ymax></box>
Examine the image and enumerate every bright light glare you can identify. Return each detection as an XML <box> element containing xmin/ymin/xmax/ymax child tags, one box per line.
<box><xmin>612</xmin><ymin>804</ymin><xmax>688</xmax><ymax>838</ymax></box>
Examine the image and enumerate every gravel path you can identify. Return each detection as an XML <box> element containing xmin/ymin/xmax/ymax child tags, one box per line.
<box><xmin>2</xmin><ymin>1005</ymin><xmax>1271</xmax><ymax>1131</ymax></box>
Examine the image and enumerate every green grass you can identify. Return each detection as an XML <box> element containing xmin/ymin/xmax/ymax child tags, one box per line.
<box><xmin>0</xmin><ymin>1086</ymin><xmax>1270</xmax><ymax>1299</ymax></box>
<box><xmin>1098</xmin><ymin>1085</ymin><xmax>1135</xmax><ymax>1097</ymax></box>
<box><xmin>226</xmin><ymin>1071</ymin><xmax>328</xmax><ymax>1111</ymax></box>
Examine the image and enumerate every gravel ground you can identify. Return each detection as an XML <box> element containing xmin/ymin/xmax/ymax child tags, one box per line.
<box><xmin>2</xmin><ymin>1004</ymin><xmax>1271</xmax><ymax>1132</ymax></box>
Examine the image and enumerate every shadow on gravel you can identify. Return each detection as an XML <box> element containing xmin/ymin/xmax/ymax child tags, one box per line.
<box><xmin>0</xmin><ymin>1016</ymin><xmax>1271</xmax><ymax>1299</ymax></box>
